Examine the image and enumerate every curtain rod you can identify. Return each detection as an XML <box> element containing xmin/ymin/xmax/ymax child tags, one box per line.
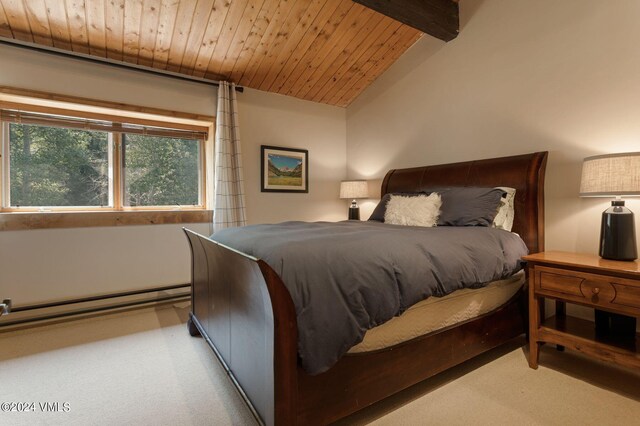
<box><xmin>0</xmin><ymin>37</ymin><xmax>243</xmax><ymax>93</ymax></box>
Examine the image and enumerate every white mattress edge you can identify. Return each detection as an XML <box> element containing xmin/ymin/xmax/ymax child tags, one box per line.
<box><xmin>348</xmin><ymin>271</ymin><xmax>526</xmax><ymax>353</ymax></box>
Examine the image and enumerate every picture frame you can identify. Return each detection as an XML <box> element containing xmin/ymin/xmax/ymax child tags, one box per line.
<box><xmin>261</xmin><ymin>145</ymin><xmax>309</xmax><ymax>193</ymax></box>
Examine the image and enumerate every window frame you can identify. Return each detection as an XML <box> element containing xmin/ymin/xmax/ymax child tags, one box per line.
<box><xmin>0</xmin><ymin>87</ymin><xmax>214</xmax><ymax>229</ymax></box>
<box><xmin>1</xmin><ymin>119</ymin><xmax>207</xmax><ymax>212</ymax></box>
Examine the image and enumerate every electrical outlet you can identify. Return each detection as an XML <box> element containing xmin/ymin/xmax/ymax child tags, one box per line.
<box><xmin>1</xmin><ymin>299</ymin><xmax>11</xmax><ymax>316</ymax></box>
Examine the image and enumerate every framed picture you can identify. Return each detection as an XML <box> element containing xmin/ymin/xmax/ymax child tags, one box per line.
<box><xmin>261</xmin><ymin>145</ymin><xmax>309</xmax><ymax>193</ymax></box>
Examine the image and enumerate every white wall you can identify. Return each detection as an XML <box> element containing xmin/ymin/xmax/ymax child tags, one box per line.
<box><xmin>0</xmin><ymin>224</ymin><xmax>211</xmax><ymax>305</ymax></box>
<box><xmin>347</xmin><ymin>0</ymin><xmax>640</xmax><ymax>255</ymax></box>
<box><xmin>238</xmin><ymin>90</ymin><xmax>347</xmax><ymax>224</ymax></box>
<box><xmin>0</xmin><ymin>43</ymin><xmax>346</xmax><ymax>305</ymax></box>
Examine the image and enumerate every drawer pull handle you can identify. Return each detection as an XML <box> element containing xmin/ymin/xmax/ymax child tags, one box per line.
<box><xmin>592</xmin><ymin>287</ymin><xmax>600</xmax><ymax>294</ymax></box>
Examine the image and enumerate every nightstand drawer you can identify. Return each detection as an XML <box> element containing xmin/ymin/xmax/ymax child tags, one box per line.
<box><xmin>613</xmin><ymin>283</ymin><xmax>640</xmax><ymax>311</ymax></box>
<box><xmin>534</xmin><ymin>266</ymin><xmax>640</xmax><ymax>316</ymax></box>
<box><xmin>538</xmin><ymin>271</ymin><xmax>584</xmax><ymax>297</ymax></box>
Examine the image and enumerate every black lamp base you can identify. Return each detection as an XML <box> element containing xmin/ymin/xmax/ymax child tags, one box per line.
<box><xmin>599</xmin><ymin>200</ymin><xmax>637</xmax><ymax>261</ymax></box>
<box><xmin>348</xmin><ymin>206</ymin><xmax>360</xmax><ymax>220</ymax></box>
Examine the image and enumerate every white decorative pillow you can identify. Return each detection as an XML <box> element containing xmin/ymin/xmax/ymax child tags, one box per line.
<box><xmin>384</xmin><ymin>193</ymin><xmax>442</xmax><ymax>227</ymax></box>
<box><xmin>492</xmin><ymin>187</ymin><xmax>516</xmax><ymax>231</ymax></box>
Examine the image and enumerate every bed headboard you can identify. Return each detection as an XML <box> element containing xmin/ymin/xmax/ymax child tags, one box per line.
<box><xmin>381</xmin><ymin>152</ymin><xmax>548</xmax><ymax>254</ymax></box>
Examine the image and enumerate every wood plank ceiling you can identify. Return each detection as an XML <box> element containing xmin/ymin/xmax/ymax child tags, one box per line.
<box><xmin>0</xmin><ymin>0</ymin><xmax>425</xmax><ymax>107</ymax></box>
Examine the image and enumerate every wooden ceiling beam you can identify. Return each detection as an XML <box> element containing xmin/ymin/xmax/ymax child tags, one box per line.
<box><xmin>352</xmin><ymin>0</ymin><xmax>458</xmax><ymax>42</ymax></box>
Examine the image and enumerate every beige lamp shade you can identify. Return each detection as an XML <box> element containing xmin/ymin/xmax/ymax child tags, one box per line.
<box><xmin>340</xmin><ymin>180</ymin><xmax>369</xmax><ymax>199</ymax></box>
<box><xmin>579</xmin><ymin>152</ymin><xmax>640</xmax><ymax>197</ymax></box>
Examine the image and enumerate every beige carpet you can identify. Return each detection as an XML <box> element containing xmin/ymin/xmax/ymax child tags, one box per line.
<box><xmin>1</xmin><ymin>304</ymin><xmax>638</xmax><ymax>426</ymax></box>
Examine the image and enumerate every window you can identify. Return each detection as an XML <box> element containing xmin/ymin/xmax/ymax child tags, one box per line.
<box><xmin>8</xmin><ymin>123</ymin><xmax>110</xmax><ymax>207</ymax></box>
<box><xmin>122</xmin><ymin>134</ymin><xmax>201</xmax><ymax>207</ymax></box>
<box><xmin>1</xmin><ymin>109</ymin><xmax>208</xmax><ymax>212</ymax></box>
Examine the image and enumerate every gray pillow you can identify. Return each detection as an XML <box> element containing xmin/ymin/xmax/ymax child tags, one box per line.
<box><xmin>437</xmin><ymin>187</ymin><xmax>506</xmax><ymax>226</ymax></box>
<box><xmin>368</xmin><ymin>194</ymin><xmax>391</xmax><ymax>222</ymax></box>
<box><xmin>368</xmin><ymin>187</ymin><xmax>506</xmax><ymax>227</ymax></box>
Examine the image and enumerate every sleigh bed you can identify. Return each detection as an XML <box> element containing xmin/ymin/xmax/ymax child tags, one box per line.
<box><xmin>184</xmin><ymin>151</ymin><xmax>548</xmax><ymax>425</ymax></box>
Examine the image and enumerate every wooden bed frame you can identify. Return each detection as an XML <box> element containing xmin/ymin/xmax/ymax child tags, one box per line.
<box><xmin>184</xmin><ymin>151</ymin><xmax>548</xmax><ymax>425</ymax></box>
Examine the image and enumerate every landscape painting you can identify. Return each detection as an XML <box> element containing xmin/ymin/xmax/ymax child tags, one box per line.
<box><xmin>261</xmin><ymin>145</ymin><xmax>308</xmax><ymax>193</ymax></box>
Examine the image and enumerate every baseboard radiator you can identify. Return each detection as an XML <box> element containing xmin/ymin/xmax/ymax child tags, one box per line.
<box><xmin>0</xmin><ymin>284</ymin><xmax>190</xmax><ymax>330</ymax></box>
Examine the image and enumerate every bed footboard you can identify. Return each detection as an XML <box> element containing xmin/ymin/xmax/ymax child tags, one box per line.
<box><xmin>184</xmin><ymin>229</ymin><xmax>298</xmax><ymax>426</ymax></box>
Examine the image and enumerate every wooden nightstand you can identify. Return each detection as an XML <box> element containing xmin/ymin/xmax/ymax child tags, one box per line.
<box><xmin>523</xmin><ymin>251</ymin><xmax>640</xmax><ymax>370</ymax></box>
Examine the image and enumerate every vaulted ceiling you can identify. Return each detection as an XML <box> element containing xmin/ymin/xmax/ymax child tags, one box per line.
<box><xmin>0</xmin><ymin>0</ymin><xmax>432</xmax><ymax>107</ymax></box>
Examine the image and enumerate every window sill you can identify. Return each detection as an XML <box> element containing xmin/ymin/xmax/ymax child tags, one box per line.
<box><xmin>0</xmin><ymin>210</ymin><xmax>213</xmax><ymax>231</ymax></box>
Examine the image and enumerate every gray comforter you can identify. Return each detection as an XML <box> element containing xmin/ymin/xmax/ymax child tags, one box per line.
<box><xmin>211</xmin><ymin>221</ymin><xmax>528</xmax><ymax>375</ymax></box>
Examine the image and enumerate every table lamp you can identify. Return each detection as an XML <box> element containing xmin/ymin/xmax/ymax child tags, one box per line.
<box><xmin>340</xmin><ymin>180</ymin><xmax>369</xmax><ymax>220</ymax></box>
<box><xmin>580</xmin><ymin>152</ymin><xmax>640</xmax><ymax>261</ymax></box>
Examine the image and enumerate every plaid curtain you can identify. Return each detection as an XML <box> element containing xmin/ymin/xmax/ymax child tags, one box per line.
<box><xmin>213</xmin><ymin>82</ymin><xmax>246</xmax><ymax>232</ymax></box>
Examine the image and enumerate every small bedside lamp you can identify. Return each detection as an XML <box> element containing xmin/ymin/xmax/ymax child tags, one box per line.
<box><xmin>340</xmin><ymin>180</ymin><xmax>369</xmax><ymax>220</ymax></box>
<box><xmin>580</xmin><ymin>152</ymin><xmax>640</xmax><ymax>261</ymax></box>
